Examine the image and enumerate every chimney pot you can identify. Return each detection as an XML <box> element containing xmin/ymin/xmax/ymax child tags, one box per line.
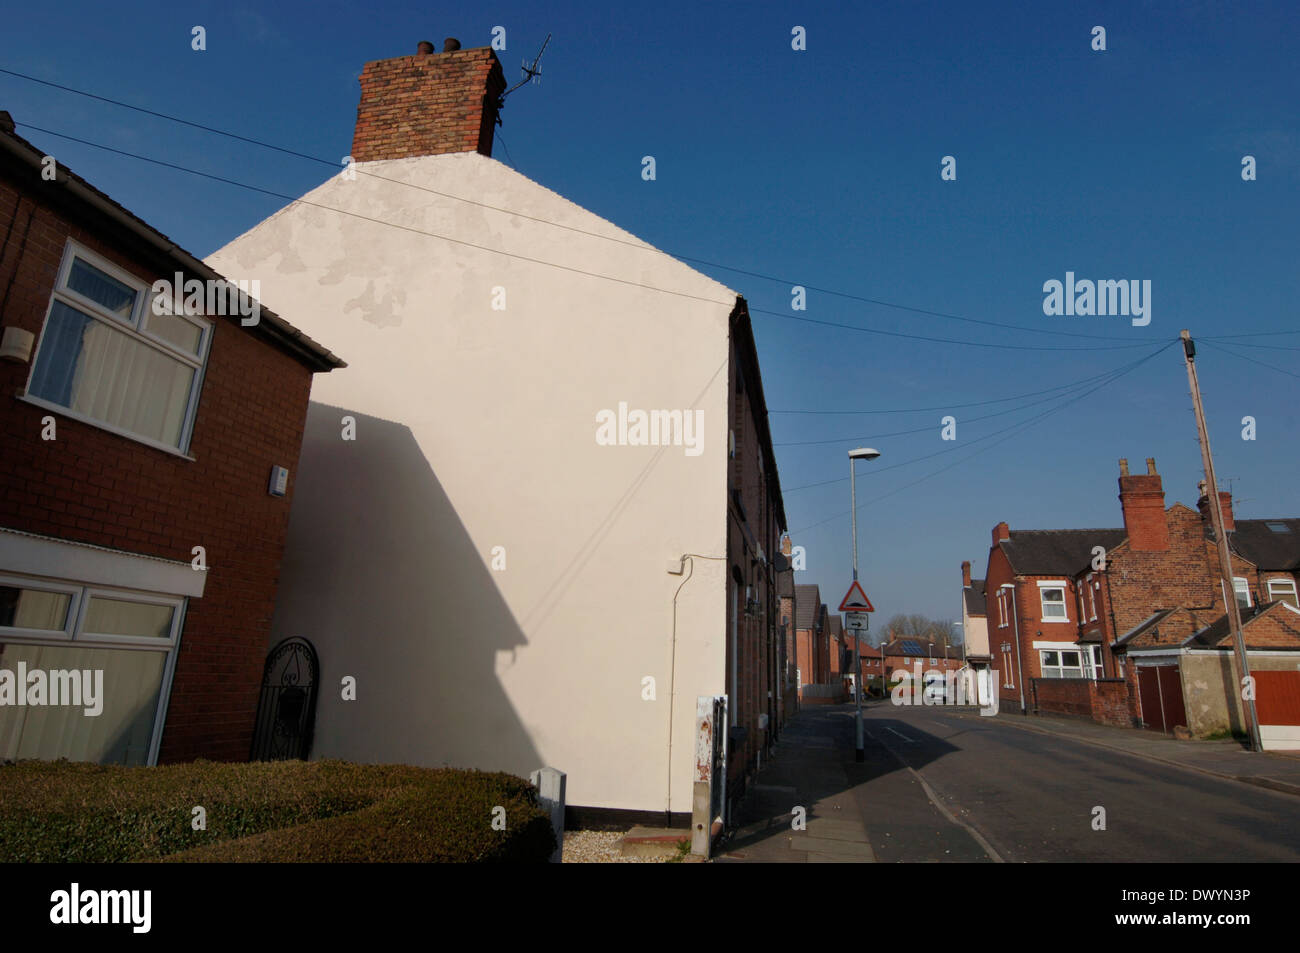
<box><xmin>1146</xmin><ymin>457</ymin><xmax>1157</xmax><ymax>476</ymax></box>
<box><xmin>1119</xmin><ymin>458</ymin><xmax>1129</xmax><ymax>476</ymax></box>
<box><xmin>417</xmin><ymin>40</ymin><xmax>434</xmax><ymax>54</ymax></box>
<box><xmin>443</xmin><ymin>37</ymin><xmax>461</xmax><ymax>51</ymax></box>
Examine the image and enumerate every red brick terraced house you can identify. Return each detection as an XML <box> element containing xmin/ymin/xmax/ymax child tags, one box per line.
<box><xmin>777</xmin><ymin>563</ymin><xmax>798</xmax><ymax>717</ymax></box>
<box><xmin>881</xmin><ymin>635</ymin><xmax>964</xmax><ymax>691</ymax></box>
<box><xmin>982</xmin><ymin>457</ymin><xmax>1300</xmax><ymax>748</ymax></box>
<box><xmin>0</xmin><ymin>111</ymin><xmax>343</xmax><ymax>765</ymax></box>
<box><xmin>793</xmin><ymin>584</ymin><xmax>825</xmax><ymax>700</ymax></box>
<box><xmin>826</xmin><ymin>613</ymin><xmax>845</xmax><ymax>680</ymax></box>
<box><xmin>856</xmin><ymin>642</ymin><xmax>883</xmax><ymax>695</ymax></box>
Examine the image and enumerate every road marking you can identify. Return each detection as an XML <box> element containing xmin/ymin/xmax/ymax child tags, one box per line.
<box><xmin>905</xmin><ymin>765</ymin><xmax>1005</xmax><ymax>863</ymax></box>
<box><xmin>885</xmin><ymin>726</ymin><xmax>916</xmax><ymax>743</ymax></box>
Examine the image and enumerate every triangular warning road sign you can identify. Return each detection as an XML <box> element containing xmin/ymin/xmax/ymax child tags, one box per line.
<box><xmin>838</xmin><ymin>580</ymin><xmax>875</xmax><ymax>613</ymax></box>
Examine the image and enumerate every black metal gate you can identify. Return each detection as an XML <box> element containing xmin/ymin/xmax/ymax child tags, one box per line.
<box><xmin>250</xmin><ymin>637</ymin><xmax>319</xmax><ymax>761</ymax></box>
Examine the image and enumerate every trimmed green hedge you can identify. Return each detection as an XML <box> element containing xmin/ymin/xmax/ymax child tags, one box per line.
<box><xmin>0</xmin><ymin>759</ymin><xmax>555</xmax><ymax>863</ymax></box>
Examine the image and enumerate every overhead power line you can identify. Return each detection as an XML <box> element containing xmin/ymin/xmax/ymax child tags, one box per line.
<box><xmin>18</xmin><ymin>120</ymin><xmax>1161</xmax><ymax>353</ymax></box>
<box><xmin>1199</xmin><ymin>340</ymin><xmax>1300</xmax><ymax>381</ymax></box>
<box><xmin>774</xmin><ymin>360</ymin><xmax>1148</xmax><ymax>447</ymax></box>
<box><xmin>0</xmin><ymin>66</ymin><xmax>1167</xmax><ymax>347</ymax></box>
<box><xmin>781</xmin><ymin>344</ymin><xmax>1167</xmax><ymax>492</ymax></box>
<box><xmin>771</xmin><ymin>361</ymin><xmax>1142</xmax><ymax>415</ymax></box>
<box><xmin>785</xmin><ymin>341</ymin><xmax>1178</xmax><ymax>530</ymax></box>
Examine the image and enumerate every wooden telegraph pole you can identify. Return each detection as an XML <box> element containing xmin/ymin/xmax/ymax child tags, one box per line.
<box><xmin>1180</xmin><ymin>330</ymin><xmax>1262</xmax><ymax>752</ymax></box>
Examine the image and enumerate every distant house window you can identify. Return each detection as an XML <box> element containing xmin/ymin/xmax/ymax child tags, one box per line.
<box><xmin>1038</xmin><ymin>584</ymin><xmax>1068</xmax><ymax>621</ymax></box>
<box><xmin>997</xmin><ymin>589</ymin><xmax>1010</xmax><ymax>628</ymax></box>
<box><xmin>1267</xmin><ymin>578</ymin><xmax>1298</xmax><ymax>608</ymax></box>
<box><xmin>1040</xmin><ymin>649</ymin><xmax>1084</xmax><ymax>679</ymax></box>
<box><xmin>1232</xmin><ymin>577</ymin><xmax>1252</xmax><ymax>610</ymax></box>
<box><xmin>26</xmin><ymin>242</ymin><xmax>212</xmax><ymax>453</ymax></box>
<box><xmin>1087</xmin><ymin>577</ymin><xmax>1098</xmax><ymax>621</ymax></box>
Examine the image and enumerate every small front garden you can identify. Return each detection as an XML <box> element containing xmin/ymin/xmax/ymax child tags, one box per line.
<box><xmin>0</xmin><ymin>758</ymin><xmax>555</xmax><ymax>863</ymax></box>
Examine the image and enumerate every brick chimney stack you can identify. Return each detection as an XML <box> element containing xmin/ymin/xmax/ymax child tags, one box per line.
<box><xmin>1196</xmin><ymin>481</ymin><xmax>1235</xmax><ymax>533</ymax></box>
<box><xmin>350</xmin><ymin>40</ymin><xmax>507</xmax><ymax>163</ymax></box>
<box><xmin>992</xmin><ymin>522</ymin><xmax>1010</xmax><ymax>547</ymax></box>
<box><xmin>962</xmin><ymin>560</ymin><xmax>972</xmax><ymax>588</ymax></box>
<box><xmin>1118</xmin><ymin>457</ymin><xmax>1170</xmax><ymax>551</ymax></box>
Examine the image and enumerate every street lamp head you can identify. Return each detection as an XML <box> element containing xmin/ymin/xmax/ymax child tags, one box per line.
<box><xmin>849</xmin><ymin>447</ymin><xmax>881</xmax><ymax>460</ymax></box>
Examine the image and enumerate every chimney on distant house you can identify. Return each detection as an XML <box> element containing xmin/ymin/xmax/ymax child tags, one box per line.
<box><xmin>1196</xmin><ymin>480</ymin><xmax>1235</xmax><ymax>533</ymax></box>
<box><xmin>962</xmin><ymin>560</ymin><xmax>972</xmax><ymax>588</ymax></box>
<box><xmin>350</xmin><ymin>39</ymin><xmax>507</xmax><ymax>163</ymax></box>
<box><xmin>992</xmin><ymin>521</ymin><xmax>1010</xmax><ymax>547</ymax></box>
<box><xmin>1118</xmin><ymin>457</ymin><xmax>1169</xmax><ymax>551</ymax></box>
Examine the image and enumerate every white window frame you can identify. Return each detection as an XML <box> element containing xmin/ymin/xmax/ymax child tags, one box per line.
<box><xmin>0</xmin><ymin>569</ymin><xmax>185</xmax><ymax>766</ymax></box>
<box><xmin>1040</xmin><ymin>647</ymin><xmax>1085</xmax><ymax>679</ymax></box>
<box><xmin>1087</xmin><ymin>575</ymin><xmax>1098</xmax><ymax>621</ymax></box>
<box><xmin>22</xmin><ymin>240</ymin><xmax>213</xmax><ymax>457</ymax></box>
<box><xmin>998</xmin><ymin>589</ymin><xmax>1010</xmax><ymax>628</ymax></box>
<box><xmin>1267</xmin><ymin>578</ymin><xmax>1298</xmax><ymax>607</ymax></box>
<box><xmin>0</xmin><ymin>574</ymin><xmax>82</xmax><ymax>640</ymax></box>
<box><xmin>1232</xmin><ymin>576</ymin><xmax>1252</xmax><ymax>609</ymax></box>
<box><xmin>1037</xmin><ymin>580</ymin><xmax>1069</xmax><ymax>622</ymax></box>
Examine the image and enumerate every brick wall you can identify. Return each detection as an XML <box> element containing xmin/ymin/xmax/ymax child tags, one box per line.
<box><xmin>351</xmin><ymin>45</ymin><xmax>506</xmax><ymax>162</ymax></box>
<box><xmin>1032</xmin><ymin>678</ymin><xmax>1134</xmax><ymax>728</ymax></box>
<box><xmin>0</xmin><ymin>174</ymin><xmax>319</xmax><ymax>762</ymax></box>
<box><xmin>725</xmin><ymin>311</ymin><xmax>784</xmax><ymax>802</ymax></box>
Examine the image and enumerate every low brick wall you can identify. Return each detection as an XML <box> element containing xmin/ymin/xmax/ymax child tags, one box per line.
<box><xmin>1032</xmin><ymin>678</ymin><xmax>1134</xmax><ymax>728</ymax></box>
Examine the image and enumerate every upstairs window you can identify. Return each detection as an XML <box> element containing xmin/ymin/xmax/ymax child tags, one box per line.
<box><xmin>1038</xmin><ymin>583</ymin><xmax>1068</xmax><ymax>621</ymax></box>
<box><xmin>1232</xmin><ymin>577</ymin><xmax>1252</xmax><ymax>610</ymax></box>
<box><xmin>26</xmin><ymin>242</ymin><xmax>212</xmax><ymax>453</ymax></box>
<box><xmin>1267</xmin><ymin>578</ymin><xmax>1298</xmax><ymax>609</ymax></box>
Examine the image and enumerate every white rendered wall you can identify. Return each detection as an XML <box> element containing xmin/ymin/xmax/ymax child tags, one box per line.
<box><xmin>208</xmin><ymin>152</ymin><xmax>735</xmax><ymax>812</ymax></box>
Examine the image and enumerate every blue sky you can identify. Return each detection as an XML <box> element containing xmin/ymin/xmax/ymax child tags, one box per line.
<box><xmin>3</xmin><ymin>1</ymin><xmax>1296</xmax><ymax>631</ymax></box>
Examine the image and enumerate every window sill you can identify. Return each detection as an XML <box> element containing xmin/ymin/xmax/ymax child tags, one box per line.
<box><xmin>17</xmin><ymin>394</ymin><xmax>197</xmax><ymax>462</ymax></box>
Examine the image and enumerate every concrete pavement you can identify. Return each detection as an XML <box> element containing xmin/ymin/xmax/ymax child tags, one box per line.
<box><xmin>714</xmin><ymin>703</ymin><xmax>992</xmax><ymax>863</ymax></box>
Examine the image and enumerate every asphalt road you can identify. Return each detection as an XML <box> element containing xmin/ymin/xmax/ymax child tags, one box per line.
<box><xmin>856</xmin><ymin>703</ymin><xmax>1300</xmax><ymax>862</ymax></box>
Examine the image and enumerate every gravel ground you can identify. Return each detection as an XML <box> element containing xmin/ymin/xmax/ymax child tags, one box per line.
<box><xmin>561</xmin><ymin>830</ymin><xmax>674</xmax><ymax>863</ymax></box>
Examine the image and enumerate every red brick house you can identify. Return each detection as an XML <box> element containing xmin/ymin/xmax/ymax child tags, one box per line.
<box><xmin>777</xmin><ymin>564</ymin><xmax>798</xmax><ymax>716</ymax></box>
<box><xmin>0</xmin><ymin>111</ymin><xmax>343</xmax><ymax>765</ymax></box>
<box><xmin>793</xmin><ymin>584</ymin><xmax>825</xmax><ymax>697</ymax></box>
<box><xmin>881</xmin><ymin>635</ymin><xmax>964</xmax><ymax>688</ymax></box>
<box><xmin>856</xmin><ymin>642</ymin><xmax>883</xmax><ymax>695</ymax></box>
<box><xmin>982</xmin><ymin>457</ymin><xmax>1300</xmax><ymax>746</ymax></box>
<box><xmin>827</xmin><ymin>613</ymin><xmax>845</xmax><ymax>678</ymax></box>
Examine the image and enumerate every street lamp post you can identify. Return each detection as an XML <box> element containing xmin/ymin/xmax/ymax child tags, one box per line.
<box><xmin>849</xmin><ymin>447</ymin><xmax>880</xmax><ymax>763</ymax></box>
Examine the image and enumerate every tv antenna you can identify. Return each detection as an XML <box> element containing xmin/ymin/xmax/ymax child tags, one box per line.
<box><xmin>502</xmin><ymin>33</ymin><xmax>551</xmax><ymax>101</ymax></box>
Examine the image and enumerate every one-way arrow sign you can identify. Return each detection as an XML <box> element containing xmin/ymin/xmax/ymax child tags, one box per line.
<box><xmin>838</xmin><ymin>580</ymin><xmax>875</xmax><ymax>613</ymax></box>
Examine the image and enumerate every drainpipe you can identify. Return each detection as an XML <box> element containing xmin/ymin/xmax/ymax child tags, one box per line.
<box><xmin>668</xmin><ymin>553</ymin><xmax>725</xmax><ymax>825</ymax></box>
<box><xmin>1005</xmin><ymin>583</ymin><xmax>1027</xmax><ymax>714</ymax></box>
